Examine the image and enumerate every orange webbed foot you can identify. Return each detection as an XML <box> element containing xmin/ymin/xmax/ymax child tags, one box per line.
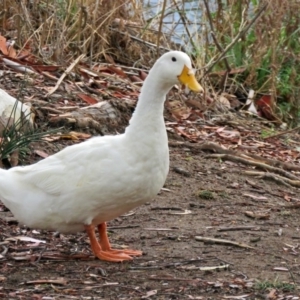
<box><xmin>85</xmin><ymin>224</ymin><xmax>133</xmax><ymax>262</ymax></box>
<box><xmin>98</xmin><ymin>223</ymin><xmax>143</xmax><ymax>258</ymax></box>
<box><xmin>103</xmin><ymin>248</ymin><xmax>142</xmax><ymax>257</ymax></box>
<box><xmin>94</xmin><ymin>250</ymin><xmax>133</xmax><ymax>262</ymax></box>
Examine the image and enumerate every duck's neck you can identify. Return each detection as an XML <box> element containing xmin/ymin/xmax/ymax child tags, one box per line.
<box><xmin>125</xmin><ymin>74</ymin><xmax>172</xmax><ymax>138</ymax></box>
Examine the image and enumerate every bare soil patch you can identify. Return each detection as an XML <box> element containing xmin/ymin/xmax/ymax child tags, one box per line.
<box><xmin>0</xmin><ymin>48</ymin><xmax>300</xmax><ymax>300</ymax></box>
<box><xmin>1</xmin><ymin>114</ymin><xmax>300</xmax><ymax>299</ymax></box>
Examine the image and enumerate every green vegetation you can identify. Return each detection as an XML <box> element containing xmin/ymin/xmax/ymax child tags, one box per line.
<box><xmin>199</xmin><ymin>0</ymin><xmax>300</xmax><ymax>126</ymax></box>
<box><xmin>279</xmin><ymin>210</ymin><xmax>292</xmax><ymax>217</ymax></box>
<box><xmin>0</xmin><ymin>100</ymin><xmax>58</xmax><ymax>167</ymax></box>
<box><xmin>196</xmin><ymin>190</ymin><xmax>215</xmax><ymax>200</ymax></box>
<box><xmin>260</xmin><ymin>128</ymin><xmax>276</xmax><ymax>139</ymax></box>
<box><xmin>146</xmin><ymin>0</ymin><xmax>300</xmax><ymax>126</ymax></box>
<box><xmin>255</xmin><ymin>279</ymin><xmax>295</xmax><ymax>292</ymax></box>
<box><xmin>0</xmin><ymin>0</ymin><xmax>299</xmax><ymax>125</ymax></box>
<box><xmin>218</xmin><ymin>191</ymin><xmax>229</xmax><ymax>199</ymax></box>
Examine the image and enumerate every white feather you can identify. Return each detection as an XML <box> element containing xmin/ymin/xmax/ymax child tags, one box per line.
<box><xmin>0</xmin><ymin>88</ymin><xmax>33</xmax><ymax>125</ymax></box>
<box><xmin>0</xmin><ymin>51</ymin><xmax>195</xmax><ymax>233</ymax></box>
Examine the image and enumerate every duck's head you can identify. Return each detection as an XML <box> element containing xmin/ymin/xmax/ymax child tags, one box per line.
<box><xmin>154</xmin><ymin>51</ymin><xmax>204</xmax><ymax>93</ymax></box>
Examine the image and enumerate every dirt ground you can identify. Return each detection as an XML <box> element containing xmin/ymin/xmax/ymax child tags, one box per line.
<box><xmin>1</xmin><ymin>123</ymin><xmax>300</xmax><ymax>299</ymax></box>
<box><xmin>0</xmin><ymin>57</ymin><xmax>300</xmax><ymax>299</ymax></box>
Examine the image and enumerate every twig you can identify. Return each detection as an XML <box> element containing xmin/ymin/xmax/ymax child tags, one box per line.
<box><xmin>195</xmin><ymin>236</ymin><xmax>255</xmax><ymax>249</ymax></box>
<box><xmin>263</xmin><ymin>125</ymin><xmax>300</xmax><ymax>140</ymax></box>
<box><xmin>36</xmin><ymin>246</ymin><xmax>47</xmax><ymax>263</ymax></box>
<box><xmin>172</xmin><ymin>0</ymin><xmax>196</xmax><ymax>52</ymax></box>
<box><xmin>156</xmin><ymin>0</ymin><xmax>168</xmax><ymax>59</ymax></box>
<box><xmin>110</xmin><ymin>27</ymin><xmax>170</xmax><ymax>52</ymax></box>
<box><xmin>149</xmin><ymin>276</ymin><xmax>200</xmax><ymax>282</ymax></box>
<box><xmin>144</xmin><ymin>228</ymin><xmax>178</xmax><ymax>231</ymax></box>
<box><xmin>0</xmin><ymin>245</ymin><xmax>8</xmax><ymax>256</ymax></box>
<box><xmin>217</xmin><ymin>226</ymin><xmax>259</xmax><ymax>232</ymax></box>
<box><xmin>107</xmin><ymin>225</ymin><xmax>140</xmax><ymax>229</ymax></box>
<box><xmin>39</xmin><ymin>107</ymin><xmax>66</xmax><ymax>114</ymax></box>
<box><xmin>46</xmin><ymin>54</ymin><xmax>85</xmax><ymax>97</ymax></box>
<box><xmin>89</xmin><ymin>0</ymin><xmax>100</xmax><ymax>64</ymax></box>
<box><xmin>179</xmin><ymin>264</ymin><xmax>230</xmax><ymax>271</ymax></box>
<box><xmin>150</xmin><ymin>206</ymin><xmax>183</xmax><ymax>211</ymax></box>
<box><xmin>205</xmin><ymin>3</ymin><xmax>268</xmax><ymax>74</ymax></box>
<box><xmin>203</xmin><ymin>0</ymin><xmax>231</xmax><ymax>73</ymax></box>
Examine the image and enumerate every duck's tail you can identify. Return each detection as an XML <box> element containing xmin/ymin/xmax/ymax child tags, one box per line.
<box><xmin>0</xmin><ymin>168</ymin><xmax>11</xmax><ymax>207</ymax></box>
<box><xmin>0</xmin><ymin>167</ymin><xmax>7</xmax><ymax>179</ymax></box>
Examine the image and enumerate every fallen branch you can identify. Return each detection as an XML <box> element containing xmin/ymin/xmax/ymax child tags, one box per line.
<box><xmin>200</xmin><ymin>142</ymin><xmax>300</xmax><ymax>171</ymax></box>
<box><xmin>244</xmin><ymin>170</ymin><xmax>300</xmax><ymax>188</ymax></box>
<box><xmin>207</xmin><ymin>153</ymin><xmax>300</xmax><ymax>181</ymax></box>
<box><xmin>169</xmin><ymin>139</ymin><xmax>300</xmax><ymax>188</ymax></box>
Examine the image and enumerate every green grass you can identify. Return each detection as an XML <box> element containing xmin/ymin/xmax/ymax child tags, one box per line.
<box><xmin>260</xmin><ymin>128</ymin><xmax>276</xmax><ymax>139</ymax></box>
<box><xmin>218</xmin><ymin>192</ymin><xmax>229</xmax><ymax>199</ymax></box>
<box><xmin>255</xmin><ymin>279</ymin><xmax>295</xmax><ymax>292</ymax></box>
<box><xmin>196</xmin><ymin>190</ymin><xmax>215</xmax><ymax>200</ymax></box>
<box><xmin>0</xmin><ymin>100</ymin><xmax>59</xmax><ymax>166</ymax></box>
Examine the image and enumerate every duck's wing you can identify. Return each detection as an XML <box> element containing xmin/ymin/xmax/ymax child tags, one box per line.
<box><xmin>21</xmin><ymin>159</ymin><xmax>67</xmax><ymax>196</ymax></box>
<box><xmin>9</xmin><ymin>141</ymin><xmax>92</xmax><ymax>198</ymax></box>
<box><xmin>10</xmin><ymin>136</ymin><xmax>120</xmax><ymax>198</ymax></box>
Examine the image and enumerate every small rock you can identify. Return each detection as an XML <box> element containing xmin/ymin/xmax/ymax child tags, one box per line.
<box><xmin>173</xmin><ymin>166</ymin><xmax>190</xmax><ymax>177</ymax></box>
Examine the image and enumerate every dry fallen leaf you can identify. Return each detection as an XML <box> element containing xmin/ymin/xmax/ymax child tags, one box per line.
<box><xmin>7</xmin><ymin>40</ymin><xmax>17</xmax><ymax>58</ymax></box>
<box><xmin>142</xmin><ymin>290</ymin><xmax>157</xmax><ymax>299</ymax></box>
<box><xmin>139</xmin><ymin>70</ymin><xmax>148</xmax><ymax>80</ymax></box>
<box><xmin>216</xmin><ymin>129</ymin><xmax>240</xmax><ymax>140</ymax></box>
<box><xmin>9</xmin><ymin>150</ymin><xmax>19</xmax><ymax>167</ymax></box>
<box><xmin>266</xmin><ymin>288</ymin><xmax>277</xmax><ymax>300</ymax></box>
<box><xmin>60</xmin><ymin>131</ymin><xmax>92</xmax><ymax>141</ymax></box>
<box><xmin>0</xmin><ymin>35</ymin><xmax>8</xmax><ymax>55</ymax></box>
<box><xmin>217</xmin><ymin>94</ymin><xmax>231</xmax><ymax>110</ymax></box>
<box><xmin>166</xmin><ymin>100</ymin><xmax>191</xmax><ymax>120</ymax></box>
<box><xmin>107</xmin><ymin>65</ymin><xmax>127</xmax><ymax>78</ymax></box>
<box><xmin>34</xmin><ymin>149</ymin><xmax>49</xmax><ymax>158</ymax></box>
<box><xmin>243</xmin><ymin>194</ymin><xmax>268</xmax><ymax>201</ymax></box>
<box><xmin>130</xmin><ymin>75</ymin><xmax>143</xmax><ymax>82</ymax></box>
<box><xmin>244</xmin><ymin>211</ymin><xmax>270</xmax><ymax>220</ymax></box>
<box><xmin>77</xmin><ymin>93</ymin><xmax>98</xmax><ymax>105</ymax></box>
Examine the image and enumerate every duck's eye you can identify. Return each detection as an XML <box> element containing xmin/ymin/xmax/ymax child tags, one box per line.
<box><xmin>171</xmin><ymin>57</ymin><xmax>176</xmax><ymax>62</ymax></box>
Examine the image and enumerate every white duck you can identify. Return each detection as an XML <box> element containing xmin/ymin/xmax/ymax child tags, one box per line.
<box><xmin>0</xmin><ymin>51</ymin><xmax>203</xmax><ymax>262</ymax></box>
<box><xmin>0</xmin><ymin>88</ymin><xmax>33</xmax><ymax>126</ymax></box>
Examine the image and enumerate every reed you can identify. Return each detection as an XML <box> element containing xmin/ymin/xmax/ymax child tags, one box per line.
<box><xmin>1</xmin><ymin>0</ymin><xmax>299</xmax><ymax>125</ymax></box>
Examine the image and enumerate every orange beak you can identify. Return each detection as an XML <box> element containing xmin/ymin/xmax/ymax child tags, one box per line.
<box><xmin>178</xmin><ymin>65</ymin><xmax>203</xmax><ymax>92</ymax></box>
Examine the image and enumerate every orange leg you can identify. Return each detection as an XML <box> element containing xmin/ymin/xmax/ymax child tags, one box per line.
<box><xmin>85</xmin><ymin>224</ymin><xmax>132</xmax><ymax>262</ymax></box>
<box><xmin>98</xmin><ymin>222</ymin><xmax>143</xmax><ymax>257</ymax></box>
